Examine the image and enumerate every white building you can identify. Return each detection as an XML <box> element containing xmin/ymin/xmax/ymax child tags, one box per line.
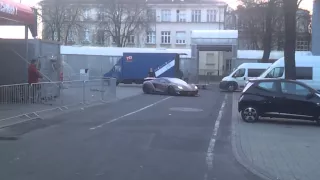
<box><xmin>41</xmin><ymin>0</ymin><xmax>227</xmax><ymax>49</ymax></box>
<box><xmin>145</xmin><ymin>0</ymin><xmax>227</xmax><ymax>49</ymax></box>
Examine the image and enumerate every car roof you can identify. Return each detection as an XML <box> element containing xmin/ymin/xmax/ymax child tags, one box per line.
<box><xmin>249</xmin><ymin>78</ymin><xmax>314</xmax><ymax>89</ymax></box>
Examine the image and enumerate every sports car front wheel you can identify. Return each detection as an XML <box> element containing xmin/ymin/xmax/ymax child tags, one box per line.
<box><xmin>168</xmin><ymin>86</ymin><xmax>177</xmax><ymax>95</ymax></box>
<box><xmin>143</xmin><ymin>85</ymin><xmax>150</xmax><ymax>94</ymax></box>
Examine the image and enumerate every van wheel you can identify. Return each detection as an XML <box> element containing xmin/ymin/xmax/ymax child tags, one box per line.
<box><xmin>241</xmin><ymin>106</ymin><xmax>259</xmax><ymax>123</ymax></box>
<box><xmin>227</xmin><ymin>82</ymin><xmax>237</xmax><ymax>91</ymax></box>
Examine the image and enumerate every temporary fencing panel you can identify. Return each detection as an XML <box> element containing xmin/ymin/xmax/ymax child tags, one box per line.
<box><xmin>62</xmin><ymin>54</ymin><xmax>120</xmax><ymax>81</ymax></box>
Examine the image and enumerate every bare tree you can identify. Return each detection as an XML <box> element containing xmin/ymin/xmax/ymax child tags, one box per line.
<box><xmin>261</xmin><ymin>0</ymin><xmax>277</xmax><ymax>62</ymax></box>
<box><xmin>283</xmin><ymin>0</ymin><xmax>299</xmax><ymax>79</ymax></box>
<box><xmin>37</xmin><ymin>1</ymin><xmax>81</xmax><ymax>44</ymax></box>
<box><xmin>99</xmin><ymin>0</ymin><xmax>149</xmax><ymax>47</ymax></box>
<box><xmin>236</xmin><ymin>4</ymin><xmax>266</xmax><ymax>50</ymax></box>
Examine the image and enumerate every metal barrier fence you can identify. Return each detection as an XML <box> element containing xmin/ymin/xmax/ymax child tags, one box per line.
<box><xmin>0</xmin><ymin>78</ymin><xmax>117</xmax><ymax>106</ymax></box>
<box><xmin>62</xmin><ymin>54</ymin><xmax>120</xmax><ymax>81</ymax></box>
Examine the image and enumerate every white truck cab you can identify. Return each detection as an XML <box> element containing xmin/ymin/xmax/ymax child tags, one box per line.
<box><xmin>257</xmin><ymin>56</ymin><xmax>320</xmax><ymax>90</ymax></box>
<box><xmin>219</xmin><ymin>63</ymin><xmax>272</xmax><ymax>91</ymax></box>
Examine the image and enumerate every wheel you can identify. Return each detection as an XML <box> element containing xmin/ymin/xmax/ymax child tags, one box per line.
<box><xmin>240</xmin><ymin>106</ymin><xmax>259</xmax><ymax>123</ymax></box>
<box><xmin>143</xmin><ymin>85</ymin><xmax>150</xmax><ymax>94</ymax></box>
<box><xmin>227</xmin><ymin>82</ymin><xmax>237</xmax><ymax>92</ymax></box>
<box><xmin>168</xmin><ymin>86</ymin><xmax>176</xmax><ymax>95</ymax></box>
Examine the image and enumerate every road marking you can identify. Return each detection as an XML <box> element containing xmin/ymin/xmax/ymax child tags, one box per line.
<box><xmin>89</xmin><ymin>96</ymin><xmax>173</xmax><ymax>130</ymax></box>
<box><xmin>205</xmin><ymin>94</ymin><xmax>227</xmax><ymax>178</ymax></box>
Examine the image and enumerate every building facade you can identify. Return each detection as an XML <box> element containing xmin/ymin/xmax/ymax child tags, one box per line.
<box><xmin>41</xmin><ymin>0</ymin><xmax>227</xmax><ymax>49</ymax></box>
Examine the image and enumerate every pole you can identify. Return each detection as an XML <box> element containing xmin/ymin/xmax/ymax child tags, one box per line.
<box><xmin>25</xmin><ymin>25</ymin><xmax>28</xmax><ymax>63</ymax></box>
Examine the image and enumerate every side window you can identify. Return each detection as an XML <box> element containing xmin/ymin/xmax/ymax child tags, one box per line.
<box><xmin>247</xmin><ymin>69</ymin><xmax>266</xmax><ymax>77</ymax></box>
<box><xmin>296</xmin><ymin>67</ymin><xmax>313</xmax><ymax>80</ymax></box>
<box><xmin>280</xmin><ymin>82</ymin><xmax>311</xmax><ymax>96</ymax></box>
<box><xmin>257</xmin><ymin>82</ymin><xmax>277</xmax><ymax>92</ymax></box>
<box><xmin>232</xmin><ymin>68</ymin><xmax>246</xmax><ymax>77</ymax></box>
<box><xmin>266</xmin><ymin>67</ymin><xmax>284</xmax><ymax>78</ymax></box>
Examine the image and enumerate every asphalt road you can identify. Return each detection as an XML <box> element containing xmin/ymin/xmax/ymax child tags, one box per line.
<box><xmin>0</xmin><ymin>87</ymin><xmax>263</xmax><ymax>180</ymax></box>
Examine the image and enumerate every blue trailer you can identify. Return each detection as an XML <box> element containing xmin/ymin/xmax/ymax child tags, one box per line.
<box><xmin>104</xmin><ymin>52</ymin><xmax>184</xmax><ymax>84</ymax></box>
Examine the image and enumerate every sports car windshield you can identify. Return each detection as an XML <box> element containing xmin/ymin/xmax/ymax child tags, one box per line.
<box><xmin>167</xmin><ymin>78</ymin><xmax>188</xmax><ymax>85</ymax></box>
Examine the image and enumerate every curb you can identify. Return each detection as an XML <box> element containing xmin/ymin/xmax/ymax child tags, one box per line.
<box><xmin>230</xmin><ymin>93</ymin><xmax>278</xmax><ymax>180</ymax></box>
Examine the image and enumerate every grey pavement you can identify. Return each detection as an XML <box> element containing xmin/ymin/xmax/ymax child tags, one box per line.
<box><xmin>0</xmin><ymin>85</ymin><xmax>261</xmax><ymax>180</ymax></box>
<box><xmin>232</xmin><ymin>92</ymin><xmax>320</xmax><ymax>180</ymax></box>
<box><xmin>0</xmin><ymin>86</ymin><xmax>142</xmax><ymax>127</ymax></box>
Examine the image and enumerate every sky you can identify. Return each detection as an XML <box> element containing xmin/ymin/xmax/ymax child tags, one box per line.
<box><xmin>0</xmin><ymin>0</ymin><xmax>314</xmax><ymax>39</ymax></box>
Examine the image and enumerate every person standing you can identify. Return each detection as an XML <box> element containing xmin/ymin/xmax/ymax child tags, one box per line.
<box><xmin>148</xmin><ymin>68</ymin><xmax>156</xmax><ymax>77</ymax></box>
<box><xmin>28</xmin><ymin>59</ymin><xmax>42</xmax><ymax>102</ymax></box>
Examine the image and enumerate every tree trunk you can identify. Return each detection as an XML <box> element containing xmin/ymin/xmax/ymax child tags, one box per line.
<box><xmin>261</xmin><ymin>0</ymin><xmax>274</xmax><ymax>63</ymax></box>
<box><xmin>283</xmin><ymin>0</ymin><xmax>298</xmax><ymax>80</ymax></box>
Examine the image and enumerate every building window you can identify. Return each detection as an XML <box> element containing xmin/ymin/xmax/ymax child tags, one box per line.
<box><xmin>191</xmin><ymin>10</ymin><xmax>201</xmax><ymax>22</ymax></box>
<box><xmin>161</xmin><ymin>9</ymin><xmax>171</xmax><ymax>22</ymax></box>
<box><xmin>84</xmin><ymin>28</ymin><xmax>89</xmax><ymax>41</ymax></box>
<box><xmin>83</xmin><ymin>9</ymin><xmax>89</xmax><ymax>19</ymax></box>
<box><xmin>296</xmin><ymin>37</ymin><xmax>309</xmax><ymax>51</ymax></box>
<box><xmin>147</xmin><ymin>9</ymin><xmax>156</xmax><ymax>22</ymax></box>
<box><xmin>176</xmin><ymin>10</ymin><xmax>186</xmax><ymax>22</ymax></box>
<box><xmin>127</xmin><ymin>35</ymin><xmax>135</xmax><ymax>44</ymax></box>
<box><xmin>97</xmin><ymin>11</ymin><xmax>104</xmax><ymax>21</ymax></box>
<box><xmin>146</xmin><ymin>31</ymin><xmax>156</xmax><ymax>44</ymax></box>
<box><xmin>206</xmin><ymin>53</ymin><xmax>215</xmax><ymax>65</ymax></box>
<box><xmin>161</xmin><ymin>31</ymin><xmax>171</xmax><ymax>44</ymax></box>
<box><xmin>175</xmin><ymin>31</ymin><xmax>186</xmax><ymax>44</ymax></box>
<box><xmin>96</xmin><ymin>30</ymin><xmax>105</xmax><ymax>45</ymax></box>
<box><xmin>207</xmin><ymin>10</ymin><xmax>216</xmax><ymax>22</ymax></box>
<box><xmin>65</xmin><ymin>8</ymin><xmax>72</xmax><ymax>21</ymax></box>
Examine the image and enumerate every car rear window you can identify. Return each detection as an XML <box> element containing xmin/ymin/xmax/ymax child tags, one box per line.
<box><xmin>242</xmin><ymin>82</ymin><xmax>254</xmax><ymax>92</ymax></box>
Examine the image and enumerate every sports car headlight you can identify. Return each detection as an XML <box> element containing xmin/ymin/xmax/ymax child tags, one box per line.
<box><xmin>194</xmin><ymin>85</ymin><xmax>198</xmax><ymax>89</ymax></box>
<box><xmin>177</xmin><ymin>86</ymin><xmax>183</xmax><ymax>90</ymax></box>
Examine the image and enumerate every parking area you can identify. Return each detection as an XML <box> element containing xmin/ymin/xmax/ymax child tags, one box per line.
<box><xmin>232</xmin><ymin>92</ymin><xmax>320</xmax><ymax>180</ymax></box>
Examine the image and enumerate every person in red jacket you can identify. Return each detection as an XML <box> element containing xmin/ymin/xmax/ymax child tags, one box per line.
<box><xmin>28</xmin><ymin>59</ymin><xmax>42</xmax><ymax>103</ymax></box>
<box><xmin>28</xmin><ymin>59</ymin><xmax>42</xmax><ymax>84</ymax></box>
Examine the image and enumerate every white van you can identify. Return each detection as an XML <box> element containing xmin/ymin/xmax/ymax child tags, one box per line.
<box><xmin>258</xmin><ymin>56</ymin><xmax>320</xmax><ymax>90</ymax></box>
<box><xmin>219</xmin><ymin>63</ymin><xmax>272</xmax><ymax>91</ymax></box>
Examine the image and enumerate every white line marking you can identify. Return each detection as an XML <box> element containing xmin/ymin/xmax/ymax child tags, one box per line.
<box><xmin>89</xmin><ymin>96</ymin><xmax>172</xmax><ymax>130</ymax></box>
<box><xmin>205</xmin><ymin>94</ymin><xmax>227</xmax><ymax>178</ymax></box>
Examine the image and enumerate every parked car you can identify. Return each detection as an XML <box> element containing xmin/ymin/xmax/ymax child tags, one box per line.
<box><xmin>238</xmin><ymin>78</ymin><xmax>320</xmax><ymax>123</ymax></box>
<box><xmin>142</xmin><ymin>77</ymin><xmax>198</xmax><ymax>96</ymax></box>
<box><xmin>257</xmin><ymin>55</ymin><xmax>320</xmax><ymax>90</ymax></box>
<box><xmin>219</xmin><ymin>63</ymin><xmax>272</xmax><ymax>92</ymax></box>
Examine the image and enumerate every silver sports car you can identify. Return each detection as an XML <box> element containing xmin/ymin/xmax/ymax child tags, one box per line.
<box><xmin>142</xmin><ymin>77</ymin><xmax>198</xmax><ymax>96</ymax></box>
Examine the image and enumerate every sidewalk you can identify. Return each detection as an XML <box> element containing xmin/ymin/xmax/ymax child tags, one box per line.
<box><xmin>0</xmin><ymin>86</ymin><xmax>142</xmax><ymax>128</ymax></box>
<box><xmin>231</xmin><ymin>93</ymin><xmax>320</xmax><ymax>180</ymax></box>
